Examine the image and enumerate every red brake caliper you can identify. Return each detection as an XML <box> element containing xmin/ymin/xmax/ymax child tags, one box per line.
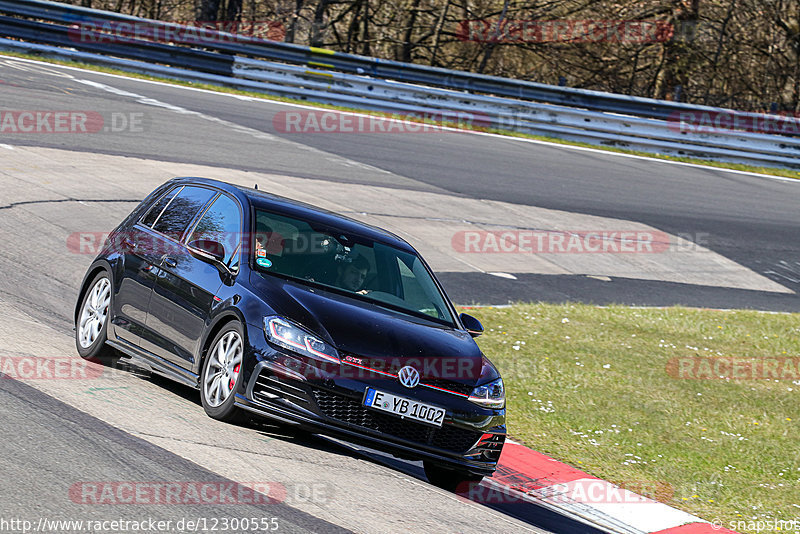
<box><xmin>229</xmin><ymin>364</ymin><xmax>240</xmax><ymax>390</ymax></box>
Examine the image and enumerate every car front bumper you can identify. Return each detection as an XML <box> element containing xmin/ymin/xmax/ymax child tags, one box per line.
<box><xmin>235</xmin><ymin>339</ymin><xmax>506</xmax><ymax>477</ymax></box>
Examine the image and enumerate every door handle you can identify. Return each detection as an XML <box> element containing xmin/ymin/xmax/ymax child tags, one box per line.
<box><xmin>163</xmin><ymin>257</ymin><xmax>177</xmax><ymax>269</ymax></box>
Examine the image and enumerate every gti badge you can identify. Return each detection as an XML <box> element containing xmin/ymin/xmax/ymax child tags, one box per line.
<box><xmin>398</xmin><ymin>366</ymin><xmax>420</xmax><ymax>388</ymax></box>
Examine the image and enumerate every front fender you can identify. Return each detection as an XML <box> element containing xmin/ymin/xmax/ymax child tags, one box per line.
<box><xmin>73</xmin><ymin>258</ymin><xmax>116</xmax><ymax>325</ymax></box>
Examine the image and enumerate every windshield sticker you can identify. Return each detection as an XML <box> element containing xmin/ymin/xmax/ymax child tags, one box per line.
<box><xmin>256</xmin><ymin>257</ymin><xmax>273</xmax><ymax>268</ymax></box>
<box><xmin>256</xmin><ymin>249</ymin><xmax>267</xmax><ymax>258</ymax></box>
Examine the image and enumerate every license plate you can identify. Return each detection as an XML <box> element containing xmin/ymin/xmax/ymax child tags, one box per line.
<box><xmin>363</xmin><ymin>388</ymin><xmax>445</xmax><ymax>427</ymax></box>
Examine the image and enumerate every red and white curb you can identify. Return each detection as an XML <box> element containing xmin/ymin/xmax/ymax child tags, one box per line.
<box><xmin>476</xmin><ymin>439</ymin><xmax>740</xmax><ymax>534</ymax></box>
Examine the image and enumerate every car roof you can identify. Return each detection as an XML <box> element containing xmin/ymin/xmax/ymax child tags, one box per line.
<box><xmin>169</xmin><ymin>177</ymin><xmax>416</xmax><ymax>253</ymax></box>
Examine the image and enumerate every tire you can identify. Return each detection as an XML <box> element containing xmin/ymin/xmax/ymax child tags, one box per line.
<box><xmin>75</xmin><ymin>271</ymin><xmax>115</xmax><ymax>360</ymax></box>
<box><xmin>200</xmin><ymin>323</ymin><xmax>245</xmax><ymax>422</ymax></box>
<box><xmin>423</xmin><ymin>460</ymin><xmax>484</xmax><ymax>493</ymax></box>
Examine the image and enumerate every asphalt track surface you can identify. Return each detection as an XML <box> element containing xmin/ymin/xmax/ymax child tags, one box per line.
<box><xmin>0</xmin><ymin>377</ymin><xmax>346</xmax><ymax>534</ymax></box>
<box><xmin>0</xmin><ymin>55</ymin><xmax>797</xmax><ymax>534</ymax></box>
<box><xmin>0</xmin><ymin>56</ymin><xmax>799</xmax><ymax>311</ymax></box>
<box><xmin>0</xmin><ymin>57</ymin><xmax>589</xmax><ymax>534</ymax></box>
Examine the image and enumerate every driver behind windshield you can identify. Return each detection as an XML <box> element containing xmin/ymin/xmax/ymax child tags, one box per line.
<box><xmin>335</xmin><ymin>254</ymin><xmax>370</xmax><ymax>293</ymax></box>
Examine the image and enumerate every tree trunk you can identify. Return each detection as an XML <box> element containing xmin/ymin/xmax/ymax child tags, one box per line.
<box><xmin>361</xmin><ymin>0</ymin><xmax>371</xmax><ymax>56</ymax></box>
<box><xmin>653</xmin><ymin>0</ymin><xmax>699</xmax><ymax>101</ymax></box>
<box><xmin>225</xmin><ymin>0</ymin><xmax>243</xmax><ymax>22</ymax></box>
<box><xmin>429</xmin><ymin>0</ymin><xmax>451</xmax><ymax>66</ymax></box>
<box><xmin>703</xmin><ymin>0</ymin><xmax>736</xmax><ymax>105</ymax></box>
<box><xmin>310</xmin><ymin>0</ymin><xmax>334</xmax><ymax>47</ymax></box>
<box><xmin>285</xmin><ymin>0</ymin><xmax>305</xmax><ymax>43</ymax></box>
<box><xmin>197</xmin><ymin>0</ymin><xmax>221</xmax><ymax>22</ymax></box>
<box><xmin>401</xmin><ymin>0</ymin><xmax>422</xmax><ymax>63</ymax></box>
<box><xmin>477</xmin><ymin>0</ymin><xmax>510</xmax><ymax>74</ymax></box>
<box><xmin>772</xmin><ymin>0</ymin><xmax>800</xmax><ymax>111</ymax></box>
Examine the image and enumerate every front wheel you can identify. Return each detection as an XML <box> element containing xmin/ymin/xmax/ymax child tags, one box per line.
<box><xmin>423</xmin><ymin>460</ymin><xmax>484</xmax><ymax>493</ymax></box>
<box><xmin>201</xmin><ymin>324</ymin><xmax>245</xmax><ymax>422</ymax></box>
<box><xmin>75</xmin><ymin>272</ymin><xmax>115</xmax><ymax>360</ymax></box>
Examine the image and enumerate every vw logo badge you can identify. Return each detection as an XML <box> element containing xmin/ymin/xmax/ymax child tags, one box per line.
<box><xmin>398</xmin><ymin>366</ymin><xmax>420</xmax><ymax>388</ymax></box>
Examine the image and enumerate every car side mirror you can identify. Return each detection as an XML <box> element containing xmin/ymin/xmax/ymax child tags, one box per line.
<box><xmin>188</xmin><ymin>239</ymin><xmax>225</xmax><ymax>264</ymax></box>
<box><xmin>460</xmin><ymin>313</ymin><xmax>484</xmax><ymax>337</ymax></box>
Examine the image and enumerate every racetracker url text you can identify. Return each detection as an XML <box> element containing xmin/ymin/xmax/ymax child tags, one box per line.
<box><xmin>0</xmin><ymin>516</ymin><xmax>280</xmax><ymax>532</ymax></box>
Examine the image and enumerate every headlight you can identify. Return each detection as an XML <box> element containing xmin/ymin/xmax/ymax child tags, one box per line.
<box><xmin>264</xmin><ymin>316</ymin><xmax>339</xmax><ymax>364</ymax></box>
<box><xmin>468</xmin><ymin>378</ymin><xmax>505</xmax><ymax>409</ymax></box>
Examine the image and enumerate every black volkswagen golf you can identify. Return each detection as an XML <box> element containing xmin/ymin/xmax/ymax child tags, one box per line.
<box><xmin>75</xmin><ymin>177</ymin><xmax>505</xmax><ymax>488</ymax></box>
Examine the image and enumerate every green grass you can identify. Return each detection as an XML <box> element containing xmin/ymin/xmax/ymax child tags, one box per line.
<box><xmin>462</xmin><ymin>303</ymin><xmax>800</xmax><ymax>530</ymax></box>
<box><xmin>2</xmin><ymin>49</ymin><xmax>799</xmax><ymax>182</ymax></box>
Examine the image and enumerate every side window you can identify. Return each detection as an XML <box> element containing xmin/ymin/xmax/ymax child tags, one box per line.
<box><xmin>188</xmin><ymin>194</ymin><xmax>242</xmax><ymax>267</ymax></box>
<box><xmin>151</xmin><ymin>186</ymin><xmax>216</xmax><ymax>239</ymax></box>
<box><xmin>141</xmin><ymin>186</ymin><xmax>181</xmax><ymax>228</ymax></box>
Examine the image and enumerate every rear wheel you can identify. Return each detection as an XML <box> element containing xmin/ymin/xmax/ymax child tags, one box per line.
<box><xmin>201</xmin><ymin>324</ymin><xmax>245</xmax><ymax>422</ymax></box>
<box><xmin>75</xmin><ymin>272</ymin><xmax>115</xmax><ymax>360</ymax></box>
<box><xmin>423</xmin><ymin>460</ymin><xmax>484</xmax><ymax>493</ymax></box>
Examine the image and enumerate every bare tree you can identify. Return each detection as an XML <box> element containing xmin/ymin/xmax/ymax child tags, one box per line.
<box><xmin>55</xmin><ymin>0</ymin><xmax>800</xmax><ymax>112</ymax></box>
<box><xmin>197</xmin><ymin>0</ymin><xmax>222</xmax><ymax>21</ymax></box>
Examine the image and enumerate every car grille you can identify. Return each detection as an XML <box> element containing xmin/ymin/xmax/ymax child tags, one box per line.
<box><xmin>311</xmin><ymin>389</ymin><xmax>483</xmax><ymax>454</ymax></box>
<box><xmin>340</xmin><ymin>353</ymin><xmax>476</xmax><ymax>398</ymax></box>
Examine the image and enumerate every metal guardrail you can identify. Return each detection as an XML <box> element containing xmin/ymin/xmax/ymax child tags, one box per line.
<box><xmin>0</xmin><ymin>0</ymin><xmax>798</xmax><ymax>169</ymax></box>
<box><xmin>0</xmin><ymin>14</ymin><xmax>235</xmax><ymax>74</ymax></box>
<box><xmin>0</xmin><ymin>0</ymin><xmax>792</xmax><ymax>125</ymax></box>
<box><xmin>233</xmin><ymin>58</ymin><xmax>800</xmax><ymax>166</ymax></box>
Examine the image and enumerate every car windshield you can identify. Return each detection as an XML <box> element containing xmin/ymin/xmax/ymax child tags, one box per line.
<box><xmin>253</xmin><ymin>209</ymin><xmax>455</xmax><ymax>326</ymax></box>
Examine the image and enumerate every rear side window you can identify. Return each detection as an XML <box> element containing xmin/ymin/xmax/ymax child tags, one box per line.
<box><xmin>188</xmin><ymin>194</ymin><xmax>242</xmax><ymax>267</ymax></box>
<box><xmin>151</xmin><ymin>186</ymin><xmax>216</xmax><ymax>239</ymax></box>
<box><xmin>141</xmin><ymin>186</ymin><xmax>180</xmax><ymax>228</ymax></box>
